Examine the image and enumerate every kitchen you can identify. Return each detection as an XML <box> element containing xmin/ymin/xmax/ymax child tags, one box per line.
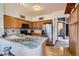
<box><xmin>0</xmin><ymin>3</ymin><xmax>74</xmax><ymax>56</ymax></box>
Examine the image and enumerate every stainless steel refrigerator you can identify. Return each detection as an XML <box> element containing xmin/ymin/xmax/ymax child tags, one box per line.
<box><xmin>42</xmin><ymin>24</ymin><xmax>56</xmax><ymax>45</ymax></box>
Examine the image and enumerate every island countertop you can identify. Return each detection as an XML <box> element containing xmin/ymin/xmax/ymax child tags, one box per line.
<box><xmin>0</xmin><ymin>35</ymin><xmax>48</xmax><ymax>56</ymax></box>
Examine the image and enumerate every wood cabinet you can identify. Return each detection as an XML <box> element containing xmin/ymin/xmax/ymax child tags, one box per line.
<box><xmin>70</xmin><ymin>9</ymin><xmax>77</xmax><ymax>24</ymax></box>
<box><xmin>33</xmin><ymin>21</ymin><xmax>42</xmax><ymax>29</ymax></box>
<box><xmin>69</xmin><ymin>4</ymin><xmax>79</xmax><ymax>55</ymax></box>
<box><xmin>76</xmin><ymin>4</ymin><xmax>79</xmax><ymax>55</ymax></box>
<box><xmin>28</xmin><ymin>21</ymin><xmax>33</xmax><ymax>29</ymax></box>
<box><xmin>4</xmin><ymin>15</ymin><xmax>16</xmax><ymax>29</ymax></box>
<box><xmin>77</xmin><ymin>23</ymin><xmax>79</xmax><ymax>55</ymax></box>
<box><xmin>4</xmin><ymin>15</ymin><xmax>52</xmax><ymax>29</ymax></box>
<box><xmin>69</xmin><ymin>23</ymin><xmax>77</xmax><ymax>55</ymax></box>
<box><xmin>33</xmin><ymin>20</ymin><xmax>52</xmax><ymax>29</ymax></box>
<box><xmin>18</xmin><ymin>19</ymin><xmax>33</xmax><ymax>29</ymax></box>
<box><xmin>4</xmin><ymin>15</ymin><xmax>33</xmax><ymax>29</ymax></box>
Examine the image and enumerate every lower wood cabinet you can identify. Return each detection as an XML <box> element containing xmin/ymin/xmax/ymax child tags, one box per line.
<box><xmin>69</xmin><ymin>23</ymin><xmax>77</xmax><ymax>55</ymax></box>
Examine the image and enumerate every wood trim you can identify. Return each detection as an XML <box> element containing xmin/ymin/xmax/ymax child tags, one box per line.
<box><xmin>65</xmin><ymin>3</ymin><xmax>76</xmax><ymax>14</ymax></box>
<box><xmin>33</xmin><ymin>19</ymin><xmax>52</xmax><ymax>22</ymax></box>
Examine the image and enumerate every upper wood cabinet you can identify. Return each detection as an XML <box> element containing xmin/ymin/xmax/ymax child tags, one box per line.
<box><xmin>33</xmin><ymin>20</ymin><xmax>52</xmax><ymax>29</ymax></box>
<box><xmin>28</xmin><ymin>21</ymin><xmax>33</xmax><ymax>29</ymax></box>
<box><xmin>65</xmin><ymin>3</ymin><xmax>76</xmax><ymax>14</ymax></box>
<box><xmin>69</xmin><ymin>4</ymin><xmax>79</xmax><ymax>24</ymax></box>
<box><xmin>4</xmin><ymin>15</ymin><xmax>22</xmax><ymax>29</ymax></box>
<box><xmin>4</xmin><ymin>15</ymin><xmax>15</xmax><ymax>29</ymax></box>
<box><xmin>70</xmin><ymin>9</ymin><xmax>77</xmax><ymax>24</ymax></box>
<box><xmin>15</xmin><ymin>19</ymin><xmax>33</xmax><ymax>29</ymax></box>
<box><xmin>4</xmin><ymin>15</ymin><xmax>52</xmax><ymax>29</ymax></box>
<box><xmin>4</xmin><ymin>15</ymin><xmax>33</xmax><ymax>29</ymax></box>
<box><xmin>77</xmin><ymin>4</ymin><xmax>79</xmax><ymax>23</ymax></box>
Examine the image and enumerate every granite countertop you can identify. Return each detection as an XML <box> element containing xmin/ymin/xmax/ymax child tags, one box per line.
<box><xmin>5</xmin><ymin>34</ymin><xmax>48</xmax><ymax>43</ymax></box>
<box><xmin>0</xmin><ymin>35</ymin><xmax>48</xmax><ymax>56</ymax></box>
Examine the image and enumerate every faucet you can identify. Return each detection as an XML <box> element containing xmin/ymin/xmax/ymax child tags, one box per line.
<box><xmin>0</xmin><ymin>46</ymin><xmax>15</xmax><ymax>56</ymax></box>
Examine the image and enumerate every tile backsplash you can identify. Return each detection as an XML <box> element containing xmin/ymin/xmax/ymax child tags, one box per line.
<box><xmin>5</xmin><ymin>29</ymin><xmax>20</xmax><ymax>35</ymax></box>
<box><xmin>5</xmin><ymin>28</ymin><xmax>42</xmax><ymax>35</ymax></box>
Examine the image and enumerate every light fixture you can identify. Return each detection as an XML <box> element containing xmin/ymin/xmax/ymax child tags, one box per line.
<box><xmin>19</xmin><ymin>4</ymin><xmax>42</xmax><ymax>11</ymax></box>
<box><xmin>32</xmin><ymin>5</ymin><xmax>42</xmax><ymax>11</ymax></box>
<box><xmin>19</xmin><ymin>3</ymin><xmax>26</xmax><ymax>7</ymax></box>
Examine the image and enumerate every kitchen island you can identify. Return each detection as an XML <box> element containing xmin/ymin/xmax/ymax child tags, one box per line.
<box><xmin>0</xmin><ymin>34</ymin><xmax>48</xmax><ymax>56</ymax></box>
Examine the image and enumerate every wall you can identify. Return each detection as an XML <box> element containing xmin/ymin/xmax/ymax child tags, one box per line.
<box><xmin>4</xmin><ymin>5</ymin><xmax>70</xmax><ymax>37</ymax></box>
<box><xmin>4</xmin><ymin>4</ymin><xmax>32</xmax><ymax>22</ymax></box>
<box><xmin>0</xmin><ymin>4</ymin><xmax>4</xmax><ymax>37</ymax></box>
<box><xmin>32</xmin><ymin>10</ymin><xmax>69</xmax><ymax>43</ymax></box>
<box><xmin>4</xmin><ymin>5</ymin><xmax>69</xmax><ymax>22</ymax></box>
<box><xmin>32</xmin><ymin>10</ymin><xmax>69</xmax><ymax>22</ymax></box>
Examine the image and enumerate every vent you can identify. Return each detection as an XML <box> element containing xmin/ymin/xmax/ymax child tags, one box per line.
<box><xmin>39</xmin><ymin>17</ymin><xmax>44</xmax><ymax>20</ymax></box>
<box><xmin>20</xmin><ymin>15</ymin><xmax>25</xmax><ymax>19</ymax></box>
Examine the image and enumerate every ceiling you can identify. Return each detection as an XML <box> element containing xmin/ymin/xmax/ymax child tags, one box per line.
<box><xmin>4</xmin><ymin>3</ymin><xmax>67</xmax><ymax>17</ymax></box>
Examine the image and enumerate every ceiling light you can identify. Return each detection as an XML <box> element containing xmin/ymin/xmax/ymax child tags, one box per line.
<box><xmin>19</xmin><ymin>3</ymin><xmax>26</xmax><ymax>7</ymax></box>
<box><xmin>32</xmin><ymin>5</ymin><xmax>42</xmax><ymax>11</ymax></box>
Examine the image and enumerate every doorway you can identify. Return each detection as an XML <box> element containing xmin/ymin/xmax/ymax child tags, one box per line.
<box><xmin>56</xmin><ymin>17</ymin><xmax>69</xmax><ymax>47</ymax></box>
<box><xmin>57</xmin><ymin>22</ymin><xmax>65</xmax><ymax>39</ymax></box>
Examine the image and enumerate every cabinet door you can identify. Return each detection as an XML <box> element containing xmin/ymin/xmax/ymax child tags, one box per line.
<box><xmin>76</xmin><ymin>5</ymin><xmax>79</xmax><ymax>55</ymax></box>
<box><xmin>70</xmin><ymin>9</ymin><xmax>77</xmax><ymax>24</ymax></box>
<box><xmin>29</xmin><ymin>22</ymin><xmax>33</xmax><ymax>29</ymax></box>
<box><xmin>36</xmin><ymin>22</ymin><xmax>39</xmax><ymax>29</ymax></box>
<box><xmin>33</xmin><ymin>22</ymin><xmax>36</xmax><ymax>29</ymax></box>
<box><xmin>4</xmin><ymin>15</ymin><xmax>14</xmax><ymax>29</ymax></box>
<box><xmin>37</xmin><ymin>21</ymin><xmax>43</xmax><ymax>29</ymax></box>
<box><xmin>77</xmin><ymin>5</ymin><xmax>79</xmax><ymax>22</ymax></box>
<box><xmin>32</xmin><ymin>20</ymin><xmax>52</xmax><ymax>29</ymax></box>
<box><xmin>14</xmin><ymin>18</ymin><xmax>21</xmax><ymax>29</ymax></box>
<box><xmin>77</xmin><ymin>23</ymin><xmax>79</xmax><ymax>55</ymax></box>
<box><xmin>69</xmin><ymin>12</ymin><xmax>78</xmax><ymax>55</ymax></box>
<box><xmin>69</xmin><ymin>24</ymin><xmax>77</xmax><ymax>55</ymax></box>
